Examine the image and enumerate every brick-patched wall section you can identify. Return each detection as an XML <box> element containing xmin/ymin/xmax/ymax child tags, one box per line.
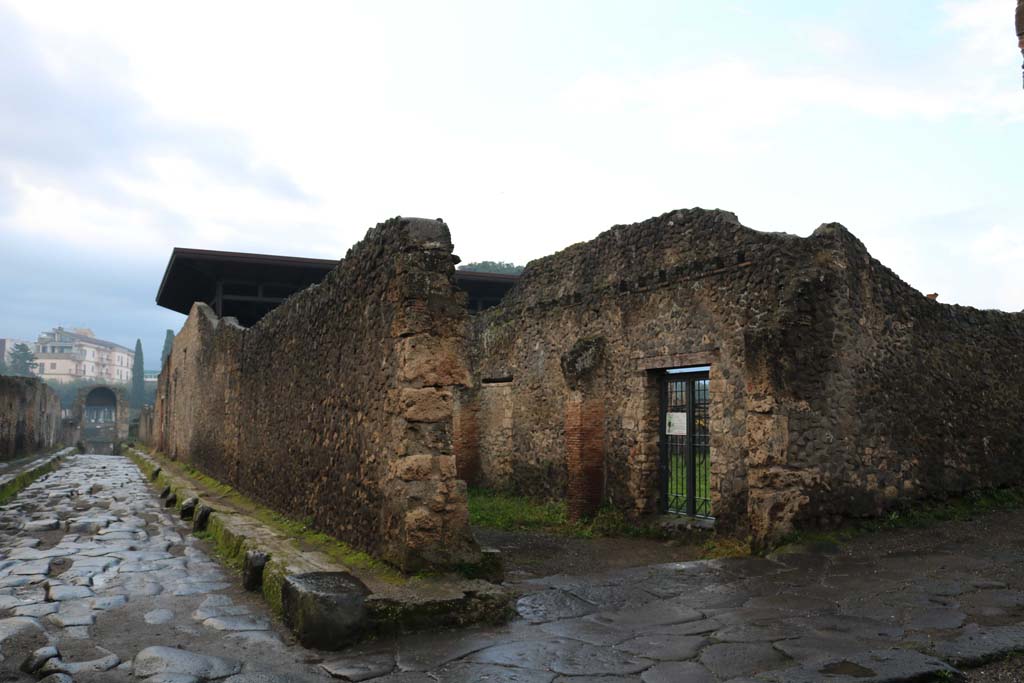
<box><xmin>564</xmin><ymin>398</ymin><xmax>605</xmax><ymax>520</ymax></box>
<box><xmin>0</xmin><ymin>377</ymin><xmax>61</xmax><ymax>459</ymax></box>
<box><xmin>149</xmin><ymin>217</ymin><xmax>481</xmax><ymax>572</ymax></box>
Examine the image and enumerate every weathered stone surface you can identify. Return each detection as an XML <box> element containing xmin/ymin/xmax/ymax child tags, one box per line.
<box><xmin>281</xmin><ymin>572</ymin><xmax>370</xmax><ymax>650</ymax></box>
<box><xmin>758</xmin><ymin>649</ymin><xmax>960</xmax><ymax>682</ymax></box>
<box><xmin>146</xmin><ymin>216</ymin><xmax>482</xmax><ymax>572</ymax></box>
<box><xmin>456</xmin><ymin>208</ymin><xmax>1024</xmax><ymax>543</ymax></box>
<box><xmin>193</xmin><ymin>504</ymin><xmax>214</xmax><ymax>532</ymax></box>
<box><xmin>20</xmin><ymin>645</ymin><xmax>59</xmax><ymax>673</ymax></box>
<box><xmin>699</xmin><ymin>642</ymin><xmax>791</xmax><ymax>679</ymax></box>
<box><xmin>133</xmin><ymin>645</ymin><xmax>242</xmax><ymax>679</ymax></box>
<box><xmin>180</xmin><ymin>497</ymin><xmax>198</xmax><ymax>520</ymax></box>
<box><xmin>0</xmin><ymin>376</ymin><xmax>61</xmax><ymax>459</ymax></box>
<box><xmin>320</xmin><ymin>653</ymin><xmax>395</xmax><ymax>681</ymax></box>
<box><xmin>37</xmin><ymin>674</ymin><xmax>73</xmax><ymax>683</ymax></box>
<box><xmin>242</xmin><ymin>550</ymin><xmax>268</xmax><ymax>591</ymax></box>
<box><xmin>641</xmin><ymin>661</ymin><xmax>716</xmax><ymax>683</ymax></box>
<box><xmin>932</xmin><ymin>623</ymin><xmax>1024</xmax><ymax>666</ymax></box>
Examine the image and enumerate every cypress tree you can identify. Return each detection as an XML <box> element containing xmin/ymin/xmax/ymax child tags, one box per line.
<box><xmin>161</xmin><ymin>329</ymin><xmax>174</xmax><ymax>367</ymax></box>
<box><xmin>131</xmin><ymin>339</ymin><xmax>145</xmax><ymax>409</ymax></box>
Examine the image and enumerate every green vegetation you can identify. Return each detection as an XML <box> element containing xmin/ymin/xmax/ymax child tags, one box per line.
<box><xmin>468</xmin><ymin>488</ymin><xmax>750</xmax><ymax>559</ymax></box>
<box><xmin>135</xmin><ymin>449</ymin><xmax>400</xmax><ymax>581</ymax></box>
<box><xmin>7</xmin><ymin>343</ymin><xmax>37</xmax><ymax>376</ymax></box>
<box><xmin>458</xmin><ymin>261</ymin><xmax>524</xmax><ymax>275</ymax></box>
<box><xmin>666</xmin><ymin>454</ymin><xmax>710</xmax><ymax>511</ymax></box>
<box><xmin>160</xmin><ymin>329</ymin><xmax>174</xmax><ymax>368</ymax></box>
<box><xmin>468</xmin><ymin>488</ymin><xmax>569</xmax><ymax>532</ymax></box>
<box><xmin>0</xmin><ymin>452</ymin><xmax>64</xmax><ymax>505</ymax></box>
<box><xmin>131</xmin><ymin>339</ymin><xmax>145</xmax><ymax>409</ymax></box>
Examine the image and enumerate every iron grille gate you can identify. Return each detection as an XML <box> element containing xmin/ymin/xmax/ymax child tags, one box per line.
<box><xmin>659</xmin><ymin>369</ymin><xmax>711</xmax><ymax>517</ymax></box>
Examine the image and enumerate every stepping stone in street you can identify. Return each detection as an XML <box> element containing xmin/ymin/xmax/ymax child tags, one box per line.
<box><xmin>202</xmin><ymin>615</ymin><xmax>270</xmax><ymax>632</ymax></box>
<box><xmin>133</xmin><ymin>645</ymin><xmax>242</xmax><ymax>679</ymax></box>
<box><xmin>46</xmin><ymin>584</ymin><xmax>94</xmax><ymax>601</ymax></box>
<box><xmin>321</xmin><ymin>653</ymin><xmax>396</xmax><ymax>681</ymax></box>
<box><xmin>145</xmin><ymin>609</ymin><xmax>175</xmax><ymax>625</ymax></box>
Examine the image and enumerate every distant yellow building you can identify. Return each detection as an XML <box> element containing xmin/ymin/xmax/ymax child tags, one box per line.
<box><xmin>33</xmin><ymin>327</ymin><xmax>134</xmax><ymax>384</ymax></box>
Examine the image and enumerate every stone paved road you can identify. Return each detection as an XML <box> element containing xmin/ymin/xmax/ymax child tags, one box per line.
<box><xmin>0</xmin><ymin>454</ymin><xmax>331</xmax><ymax>682</ymax></box>
<box><xmin>4</xmin><ymin>454</ymin><xmax>1024</xmax><ymax>682</ymax></box>
<box><xmin>327</xmin><ymin>508</ymin><xmax>1024</xmax><ymax>681</ymax></box>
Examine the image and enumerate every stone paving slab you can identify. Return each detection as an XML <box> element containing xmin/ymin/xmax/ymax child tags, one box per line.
<box><xmin>1</xmin><ymin>451</ymin><xmax>1023</xmax><ymax>681</ymax></box>
<box><xmin>126</xmin><ymin>447</ymin><xmax>511</xmax><ymax>647</ymax></box>
<box><xmin>0</xmin><ymin>453</ymin><xmax>331</xmax><ymax>682</ymax></box>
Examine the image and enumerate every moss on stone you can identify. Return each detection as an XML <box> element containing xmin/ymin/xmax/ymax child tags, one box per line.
<box><xmin>0</xmin><ymin>457</ymin><xmax>60</xmax><ymax>506</ymax></box>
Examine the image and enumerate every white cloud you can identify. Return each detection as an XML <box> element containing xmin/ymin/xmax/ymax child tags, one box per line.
<box><xmin>943</xmin><ymin>0</ymin><xmax>1017</xmax><ymax>66</ymax></box>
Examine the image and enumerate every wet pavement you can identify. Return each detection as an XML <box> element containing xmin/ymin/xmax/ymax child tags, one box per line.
<box><xmin>0</xmin><ymin>453</ymin><xmax>328</xmax><ymax>682</ymax></box>
<box><xmin>2</xmin><ymin>453</ymin><xmax>1024</xmax><ymax>681</ymax></box>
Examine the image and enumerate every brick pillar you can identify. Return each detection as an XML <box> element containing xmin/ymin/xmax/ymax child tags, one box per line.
<box><xmin>453</xmin><ymin>394</ymin><xmax>480</xmax><ymax>485</ymax></box>
<box><xmin>565</xmin><ymin>397</ymin><xmax>605</xmax><ymax>521</ymax></box>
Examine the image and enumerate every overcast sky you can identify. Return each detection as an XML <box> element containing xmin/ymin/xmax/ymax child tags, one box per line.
<box><xmin>1</xmin><ymin>0</ymin><xmax>1021</xmax><ymax>369</ymax></box>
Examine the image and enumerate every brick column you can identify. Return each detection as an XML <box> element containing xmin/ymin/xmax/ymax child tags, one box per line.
<box><xmin>565</xmin><ymin>397</ymin><xmax>605</xmax><ymax>521</ymax></box>
<box><xmin>453</xmin><ymin>392</ymin><xmax>481</xmax><ymax>485</ymax></box>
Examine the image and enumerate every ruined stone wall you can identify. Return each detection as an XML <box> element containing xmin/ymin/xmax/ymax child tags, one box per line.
<box><xmin>466</xmin><ymin>209</ymin><xmax>783</xmax><ymax>528</ymax></box>
<box><xmin>465</xmin><ymin>208</ymin><xmax>1024</xmax><ymax>544</ymax></box>
<box><xmin>153</xmin><ymin>217</ymin><xmax>480</xmax><ymax>572</ymax></box>
<box><xmin>0</xmin><ymin>377</ymin><xmax>62</xmax><ymax>459</ymax></box>
<box><xmin>743</xmin><ymin>224</ymin><xmax>1024</xmax><ymax>546</ymax></box>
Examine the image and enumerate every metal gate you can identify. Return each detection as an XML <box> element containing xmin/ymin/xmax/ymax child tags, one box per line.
<box><xmin>660</xmin><ymin>368</ymin><xmax>711</xmax><ymax>517</ymax></box>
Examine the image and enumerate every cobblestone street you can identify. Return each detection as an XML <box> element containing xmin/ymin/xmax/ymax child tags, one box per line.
<box><xmin>0</xmin><ymin>454</ymin><xmax>327</xmax><ymax>682</ymax></box>
<box><xmin>3</xmin><ymin>453</ymin><xmax>1024</xmax><ymax>682</ymax></box>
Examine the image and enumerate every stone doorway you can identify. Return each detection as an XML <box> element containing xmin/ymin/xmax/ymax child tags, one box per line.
<box><xmin>660</xmin><ymin>366</ymin><xmax>712</xmax><ymax>518</ymax></box>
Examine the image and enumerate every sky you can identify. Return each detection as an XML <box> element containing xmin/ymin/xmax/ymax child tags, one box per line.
<box><xmin>0</xmin><ymin>0</ymin><xmax>1021</xmax><ymax>369</ymax></box>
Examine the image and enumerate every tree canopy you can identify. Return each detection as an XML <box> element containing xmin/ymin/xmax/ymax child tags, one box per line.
<box><xmin>8</xmin><ymin>343</ymin><xmax>37</xmax><ymax>376</ymax></box>
<box><xmin>458</xmin><ymin>261</ymin><xmax>524</xmax><ymax>275</ymax></box>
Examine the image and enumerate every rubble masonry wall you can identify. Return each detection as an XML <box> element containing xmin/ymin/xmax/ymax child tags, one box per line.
<box><xmin>0</xmin><ymin>376</ymin><xmax>62</xmax><ymax>459</ymax></box>
<box><xmin>461</xmin><ymin>208</ymin><xmax>1024</xmax><ymax>546</ymax></box>
<box><xmin>150</xmin><ymin>217</ymin><xmax>480</xmax><ymax>572</ymax></box>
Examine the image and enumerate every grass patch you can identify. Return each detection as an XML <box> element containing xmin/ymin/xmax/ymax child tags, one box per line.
<box><xmin>470</xmin><ymin>489</ymin><xmax>680</xmax><ymax>540</ymax></box>
<box><xmin>699</xmin><ymin>535</ymin><xmax>752</xmax><ymax>559</ymax></box>
<box><xmin>468</xmin><ymin>489</ymin><xmax>569</xmax><ymax>531</ymax></box>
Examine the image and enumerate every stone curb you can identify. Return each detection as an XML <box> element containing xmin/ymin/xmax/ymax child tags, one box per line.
<box><xmin>0</xmin><ymin>447</ymin><xmax>76</xmax><ymax>505</ymax></box>
<box><xmin>124</xmin><ymin>446</ymin><xmax>513</xmax><ymax>649</ymax></box>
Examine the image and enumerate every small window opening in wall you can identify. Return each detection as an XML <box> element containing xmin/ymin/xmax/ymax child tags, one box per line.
<box><xmin>660</xmin><ymin>366</ymin><xmax>712</xmax><ymax>519</ymax></box>
<box><xmin>482</xmin><ymin>376</ymin><xmax>513</xmax><ymax>385</ymax></box>
<box><xmin>658</xmin><ymin>269</ymin><xmax>667</xmax><ymax>283</ymax></box>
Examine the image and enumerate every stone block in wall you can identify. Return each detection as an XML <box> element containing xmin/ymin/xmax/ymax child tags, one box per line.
<box><xmin>399</xmin><ymin>388</ymin><xmax>453</xmax><ymax>423</ymax></box>
<box><xmin>398</xmin><ymin>335</ymin><xmax>471</xmax><ymax>387</ymax></box>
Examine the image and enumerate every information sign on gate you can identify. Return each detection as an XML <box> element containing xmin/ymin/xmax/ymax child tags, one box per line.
<box><xmin>666</xmin><ymin>411</ymin><xmax>687</xmax><ymax>436</ymax></box>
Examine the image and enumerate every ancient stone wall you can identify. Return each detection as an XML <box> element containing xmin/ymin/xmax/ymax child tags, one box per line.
<box><xmin>464</xmin><ymin>208</ymin><xmax>1024</xmax><ymax>545</ymax></box>
<box><xmin>150</xmin><ymin>217</ymin><xmax>481</xmax><ymax>572</ymax></box>
<box><xmin>743</xmin><ymin>224</ymin><xmax>1024</xmax><ymax>547</ymax></box>
<box><xmin>0</xmin><ymin>377</ymin><xmax>62</xmax><ymax>459</ymax></box>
